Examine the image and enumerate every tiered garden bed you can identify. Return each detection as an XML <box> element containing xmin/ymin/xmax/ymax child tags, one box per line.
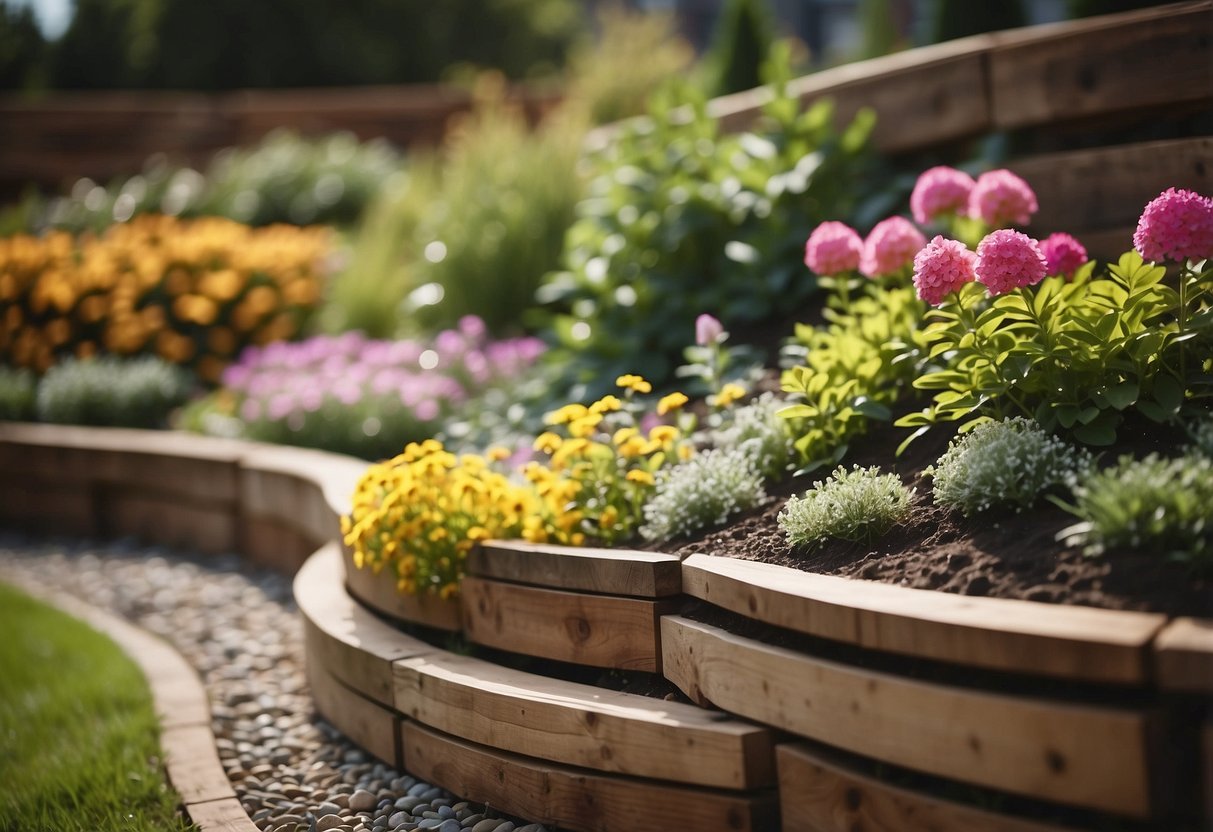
<box><xmin>3</xmin><ymin>421</ymin><xmax>1211</xmax><ymax>831</ymax></box>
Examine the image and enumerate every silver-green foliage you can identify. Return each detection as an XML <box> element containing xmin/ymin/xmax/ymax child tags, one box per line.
<box><xmin>1187</xmin><ymin>415</ymin><xmax>1213</xmax><ymax>458</ymax></box>
<box><xmin>779</xmin><ymin>465</ymin><xmax>913</xmax><ymax>551</ymax></box>
<box><xmin>36</xmin><ymin>357</ymin><xmax>192</xmax><ymax>428</ymax></box>
<box><xmin>711</xmin><ymin>393</ymin><xmax>794</xmax><ymax>479</ymax></box>
<box><xmin>931</xmin><ymin>417</ymin><xmax>1092</xmax><ymax>516</ymax></box>
<box><xmin>639</xmin><ymin>447</ymin><xmax>767</xmax><ymax>544</ymax></box>
<box><xmin>1062</xmin><ymin>453</ymin><xmax>1213</xmax><ymax>564</ymax></box>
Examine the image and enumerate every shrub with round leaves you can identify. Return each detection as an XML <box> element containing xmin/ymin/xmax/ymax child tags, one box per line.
<box><xmin>778</xmin><ymin>465</ymin><xmax>914</xmax><ymax>551</ymax></box>
<box><xmin>930</xmin><ymin>417</ymin><xmax>1092</xmax><ymax>516</ymax></box>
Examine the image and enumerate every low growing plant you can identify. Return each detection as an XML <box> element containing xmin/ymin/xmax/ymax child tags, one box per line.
<box><xmin>710</xmin><ymin>392</ymin><xmax>794</xmax><ymax>480</ymax></box>
<box><xmin>779</xmin><ymin>465</ymin><xmax>914</xmax><ymax>551</ymax></box>
<box><xmin>1059</xmin><ymin>452</ymin><xmax>1213</xmax><ymax>566</ymax></box>
<box><xmin>0</xmin><ymin>366</ymin><xmax>36</xmax><ymax>421</ymax></box>
<box><xmin>930</xmin><ymin>417</ymin><xmax>1092</xmax><ymax>516</ymax></box>
<box><xmin>35</xmin><ymin>356</ymin><xmax>192</xmax><ymax>428</ymax></box>
<box><xmin>639</xmin><ymin>446</ymin><xmax>767</xmax><ymax>544</ymax></box>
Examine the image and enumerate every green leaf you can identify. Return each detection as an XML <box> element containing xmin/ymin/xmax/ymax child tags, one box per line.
<box><xmin>1073</xmin><ymin>418</ymin><xmax>1117</xmax><ymax>446</ymax></box>
<box><xmin>1153</xmin><ymin>374</ymin><xmax>1184</xmax><ymax>414</ymax></box>
<box><xmin>896</xmin><ymin>425</ymin><xmax>932</xmax><ymax>456</ymax></box>
<box><xmin>1103</xmin><ymin>380</ymin><xmax>1139</xmax><ymax>411</ymax></box>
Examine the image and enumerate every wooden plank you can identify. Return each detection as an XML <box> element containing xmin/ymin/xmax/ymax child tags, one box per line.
<box><xmin>400</xmin><ymin>720</ymin><xmax>778</xmax><ymax>832</ymax></box>
<box><xmin>241</xmin><ymin>515</ymin><xmax>319</xmax><ymax>575</ymax></box>
<box><xmin>0</xmin><ymin>478</ymin><xmax>96</xmax><ymax>536</ymax></box>
<box><xmin>185</xmin><ymin>797</ymin><xmax>261</xmax><ymax>832</ymax></box>
<box><xmin>1010</xmin><ymin>137</ymin><xmax>1213</xmax><ymax>239</ymax></box>
<box><xmin>469</xmin><ymin>540</ymin><xmax>682</xmax><ymax>598</ymax></box>
<box><xmin>777</xmin><ymin>743</ymin><xmax>1080</xmax><ymax>832</ymax></box>
<box><xmin>342</xmin><ymin>545</ymin><xmax>463</xmax><ymax>632</ymax></box>
<box><xmin>1154</xmin><ymin>618</ymin><xmax>1213</xmax><ymax>694</ymax></box>
<box><xmin>661</xmin><ymin>615</ymin><xmax>1152</xmax><ymax>818</ymax></box>
<box><xmin>307</xmin><ymin>661</ymin><xmax>399</xmax><ymax>769</ymax></box>
<box><xmin>100</xmin><ymin>489</ymin><xmax>238</xmax><ymax>554</ymax></box>
<box><xmin>238</xmin><ymin>443</ymin><xmax>364</xmax><ymax>540</ymax></box>
<box><xmin>393</xmin><ymin>649</ymin><xmax>773</xmax><ymax>789</ymax></box>
<box><xmin>162</xmin><ymin>723</ymin><xmax>236</xmax><ymax>805</ymax></box>
<box><xmin>294</xmin><ymin>543</ymin><xmax>432</xmax><ymax>704</ymax></box>
<box><xmin>989</xmin><ymin>2</ymin><xmax>1213</xmax><ymax>129</ymax></box>
<box><xmin>681</xmin><ymin>553</ymin><xmax>1164</xmax><ymax>685</ymax></box>
<box><xmin>461</xmin><ymin>576</ymin><xmax>674</xmax><ymax>672</ymax></box>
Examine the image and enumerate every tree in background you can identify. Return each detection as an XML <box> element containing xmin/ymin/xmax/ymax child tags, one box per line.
<box><xmin>927</xmin><ymin>0</ymin><xmax>1025</xmax><ymax>43</ymax></box>
<box><xmin>49</xmin><ymin>0</ymin><xmax>585</xmax><ymax>90</ymax></box>
<box><xmin>0</xmin><ymin>2</ymin><xmax>45</xmax><ymax>90</ymax></box>
<box><xmin>705</xmin><ymin>0</ymin><xmax>775</xmax><ymax>97</ymax></box>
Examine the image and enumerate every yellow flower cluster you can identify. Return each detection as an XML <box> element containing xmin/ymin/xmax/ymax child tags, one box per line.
<box><xmin>342</xmin><ymin>439</ymin><xmax>581</xmax><ymax>599</ymax></box>
<box><xmin>529</xmin><ymin>374</ymin><xmax>693</xmax><ymax>545</ymax></box>
<box><xmin>0</xmin><ymin>215</ymin><xmax>330</xmax><ymax>379</ymax></box>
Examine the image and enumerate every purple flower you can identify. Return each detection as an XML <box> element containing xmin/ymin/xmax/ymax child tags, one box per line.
<box><xmin>969</xmin><ymin>170</ymin><xmax>1038</xmax><ymax>227</ymax></box>
<box><xmin>860</xmin><ymin>217</ymin><xmax>927</xmax><ymax>278</ymax></box>
<box><xmin>1133</xmin><ymin>187</ymin><xmax>1213</xmax><ymax>263</ymax></box>
<box><xmin>975</xmin><ymin>229</ymin><xmax>1047</xmax><ymax>296</ymax></box>
<box><xmin>695</xmin><ymin>313</ymin><xmax>724</xmax><ymax>346</ymax></box>
<box><xmin>804</xmin><ymin>221</ymin><xmax>862</xmax><ymax>276</ymax></box>
<box><xmin>911</xmin><ymin>166</ymin><xmax>975</xmax><ymax>225</ymax></box>
<box><xmin>912</xmin><ymin>235</ymin><xmax>976</xmax><ymax>306</ymax></box>
<box><xmin>1039</xmin><ymin>232</ymin><xmax>1088</xmax><ymax>278</ymax></box>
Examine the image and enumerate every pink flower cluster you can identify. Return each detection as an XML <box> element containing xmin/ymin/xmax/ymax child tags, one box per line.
<box><xmin>1039</xmin><ymin>232</ymin><xmax>1088</xmax><ymax>278</ymax></box>
<box><xmin>974</xmin><ymin>229</ymin><xmax>1047</xmax><ymax>296</ymax></box>
<box><xmin>1133</xmin><ymin>187</ymin><xmax>1213</xmax><ymax>263</ymax></box>
<box><xmin>911</xmin><ymin>166</ymin><xmax>974</xmax><ymax>225</ymax></box>
<box><xmin>804</xmin><ymin>221</ymin><xmax>862</xmax><ymax>276</ymax></box>
<box><xmin>860</xmin><ymin>216</ymin><xmax>927</xmax><ymax>278</ymax></box>
<box><xmin>968</xmin><ymin>170</ymin><xmax>1038</xmax><ymax>227</ymax></box>
<box><xmin>912</xmin><ymin>236</ymin><xmax>976</xmax><ymax>305</ymax></box>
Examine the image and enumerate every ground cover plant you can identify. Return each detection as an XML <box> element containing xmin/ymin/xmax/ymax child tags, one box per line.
<box><xmin>0</xmin><ymin>582</ymin><xmax>195</xmax><ymax>832</ymax></box>
<box><xmin>36</xmin><ymin>356</ymin><xmax>192</xmax><ymax>429</ymax></box>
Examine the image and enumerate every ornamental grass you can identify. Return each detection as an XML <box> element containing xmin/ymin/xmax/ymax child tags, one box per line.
<box><xmin>0</xmin><ymin>215</ymin><xmax>330</xmax><ymax>380</ymax></box>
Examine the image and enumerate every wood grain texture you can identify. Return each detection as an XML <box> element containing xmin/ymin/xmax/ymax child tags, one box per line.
<box><xmin>681</xmin><ymin>553</ymin><xmax>1164</xmax><ymax>684</ymax></box>
<box><xmin>400</xmin><ymin>720</ymin><xmax>778</xmax><ymax>832</ymax></box>
<box><xmin>1154</xmin><ymin>617</ymin><xmax>1213</xmax><ymax>694</ymax></box>
<box><xmin>163</xmin><ymin>723</ymin><xmax>237</xmax><ymax>805</ymax></box>
<box><xmin>469</xmin><ymin>540</ymin><xmax>682</xmax><ymax>597</ymax></box>
<box><xmin>241</xmin><ymin>515</ymin><xmax>319</xmax><ymax>575</ymax></box>
<box><xmin>295</xmin><ymin>543</ymin><xmax>433</xmax><ymax>704</ymax></box>
<box><xmin>186</xmin><ymin>798</ymin><xmax>261</xmax><ymax>832</ymax></box>
<box><xmin>989</xmin><ymin>2</ymin><xmax>1213</xmax><ymax>129</ymax></box>
<box><xmin>100</xmin><ymin>489</ymin><xmax>238</xmax><ymax>554</ymax></box>
<box><xmin>307</xmin><ymin>661</ymin><xmax>399</xmax><ymax>768</ymax></box>
<box><xmin>0</xmin><ymin>478</ymin><xmax>97</xmax><ymax>536</ymax></box>
<box><xmin>777</xmin><ymin>743</ymin><xmax>1078</xmax><ymax>832</ymax></box>
<box><xmin>393</xmin><ymin>649</ymin><xmax>773</xmax><ymax>789</ymax></box>
<box><xmin>661</xmin><ymin>615</ymin><xmax>1152</xmax><ymax>818</ymax></box>
<box><xmin>1011</xmin><ymin>137</ymin><xmax>1213</xmax><ymax>238</ymax></box>
<box><xmin>341</xmin><ymin>544</ymin><xmax>463</xmax><ymax>632</ymax></box>
<box><xmin>461</xmin><ymin>576</ymin><xmax>674</xmax><ymax>671</ymax></box>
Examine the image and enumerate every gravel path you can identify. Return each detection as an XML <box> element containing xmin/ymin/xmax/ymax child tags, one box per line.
<box><xmin>0</xmin><ymin>532</ymin><xmax>552</xmax><ymax>832</ymax></box>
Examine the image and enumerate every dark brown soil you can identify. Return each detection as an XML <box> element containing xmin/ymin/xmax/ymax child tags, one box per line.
<box><xmin>664</xmin><ymin>410</ymin><xmax>1213</xmax><ymax>619</ymax></box>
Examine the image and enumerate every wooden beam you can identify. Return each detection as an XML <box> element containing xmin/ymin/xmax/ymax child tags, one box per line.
<box><xmin>469</xmin><ymin>540</ymin><xmax>682</xmax><ymax>598</ymax></box>
<box><xmin>393</xmin><ymin>649</ymin><xmax>773</xmax><ymax>789</ymax></box>
<box><xmin>400</xmin><ymin>721</ymin><xmax>779</xmax><ymax>832</ymax></box>
<box><xmin>307</xmin><ymin>661</ymin><xmax>399</xmax><ymax>769</ymax></box>
<box><xmin>989</xmin><ymin>2</ymin><xmax>1213</xmax><ymax>130</ymax></box>
<box><xmin>461</xmin><ymin>576</ymin><xmax>674</xmax><ymax>672</ymax></box>
<box><xmin>1154</xmin><ymin>618</ymin><xmax>1213</xmax><ymax>694</ymax></box>
<box><xmin>661</xmin><ymin>615</ymin><xmax>1152</xmax><ymax>818</ymax></box>
<box><xmin>681</xmin><ymin>553</ymin><xmax>1164</xmax><ymax>685</ymax></box>
<box><xmin>777</xmin><ymin>743</ymin><xmax>1080</xmax><ymax>832</ymax></box>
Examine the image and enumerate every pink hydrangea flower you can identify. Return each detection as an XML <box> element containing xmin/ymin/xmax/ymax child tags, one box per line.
<box><xmin>804</xmin><ymin>221</ymin><xmax>862</xmax><ymax>276</ymax></box>
<box><xmin>861</xmin><ymin>216</ymin><xmax>927</xmax><ymax>278</ymax></box>
<box><xmin>910</xmin><ymin>166</ymin><xmax>975</xmax><ymax>225</ymax></box>
<box><xmin>912</xmin><ymin>235</ymin><xmax>976</xmax><ymax>306</ymax></box>
<box><xmin>1133</xmin><ymin>187</ymin><xmax>1213</xmax><ymax>263</ymax></box>
<box><xmin>975</xmin><ymin>229</ymin><xmax>1047</xmax><ymax>296</ymax></box>
<box><xmin>1039</xmin><ymin>232</ymin><xmax>1088</xmax><ymax>278</ymax></box>
<box><xmin>695</xmin><ymin>313</ymin><xmax>724</xmax><ymax>346</ymax></box>
<box><xmin>969</xmin><ymin>170</ymin><xmax>1038</xmax><ymax>227</ymax></box>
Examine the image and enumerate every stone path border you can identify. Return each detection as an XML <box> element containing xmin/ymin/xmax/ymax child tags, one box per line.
<box><xmin>3</xmin><ymin>573</ymin><xmax>259</xmax><ymax>832</ymax></box>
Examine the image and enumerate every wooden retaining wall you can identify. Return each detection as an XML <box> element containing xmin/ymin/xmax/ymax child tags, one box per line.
<box><xmin>3</xmin><ymin>421</ymin><xmax>1212</xmax><ymax>831</ymax></box>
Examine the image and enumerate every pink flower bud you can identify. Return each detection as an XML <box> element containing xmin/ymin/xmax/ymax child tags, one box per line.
<box><xmin>910</xmin><ymin>166</ymin><xmax>975</xmax><ymax>225</ymax></box>
<box><xmin>861</xmin><ymin>216</ymin><xmax>927</xmax><ymax>278</ymax></box>
<box><xmin>695</xmin><ymin>313</ymin><xmax>724</xmax><ymax>346</ymax></box>
<box><xmin>804</xmin><ymin>221</ymin><xmax>862</xmax><ymax>276</ymax></box>
<box><xmin>969</xmin><ymin>170</ymin><xmax>1038</xmax><ymax>227</ymax></box>
<box><xmin>1039</xmin><ymin>232</ymin><xmax>1088</xmax><ymax>278</ymax></box>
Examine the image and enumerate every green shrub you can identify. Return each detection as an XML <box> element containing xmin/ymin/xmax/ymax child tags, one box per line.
<box><xmin>930</xmin><ymin>417</ymin><xmax>1092</xmax><ymax>515</ymax></box>
<box><xmin>779</xmin><ymin>465</ymin><xmax>914</xmax><ymax>550</ymax></box>
<box><xmin>640</xmin><ymin>446</ymin><xmax>767</xmax><ymax>543</ymax></box>
<box><xmin>0</xmin><ymin>367</ymin><xmax>36</xmax><ymax>420</ymax></box>
<box><xmin>538</xmin><ymin>55</ymin><xmax>880</xmax><ymax>399</ymax></box>
<box><xmin>711</xmin><ymin>392</ymin><xmax>794</xmax><ymax>479</ymax></box>
<box><xmin>1061</xmin><ymin>453</ymin><xmax>1213</xmax><ymax>564</ymax></box>
<box><xmin>35</xmin><ymin>356</ymin><xmax>193</xmax><ymax>428</ymax></box>
<box><xmin>1187</xmin><ymin>414</ymin><xmax>1213</xmax><ymax>458</ymax></box>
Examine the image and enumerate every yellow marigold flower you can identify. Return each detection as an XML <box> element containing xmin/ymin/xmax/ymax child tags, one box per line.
<box><xmin>616</xmin><ymin>436</ymin><xmax>647</xmax><ymax>459</ymax></box>
<box><xmin>545</xmin><ymin>403</ymin><xmax>589</xmax><ymax>425</ymax></box>
<box><xmin>678</xmin><ymin>443</ymin><xmax>695</xmax><ymax>461</ymax></box>
<box><xmin>714</xmin><ymin>382</ymin><xmax>747</xmax><ymax>407</ymax></box>
<box><xmin>612</xmin><ymin>427</ymin><xmax>639</xmax><ymax>446</ymax></box>
<box><xmin>486</xmin><ymin>445</ymin><xmax>512</xmax><ymax>462</ymax></box>
<box><xmin>598</xmin><ymin>505</ymin><xmax>619</xmax><ymax>529</ymax></box>
<box><xmin>648</xmin><ymin>425</ymin><xmax>679</xmax><ymax>446</ymax></box>
<box><xmin>467</xmin><ymin>526</ymin><xmax>491</xmax><ymax>542</ymax></box>
<box><xmin>589</xmin><ymin>395</ymin><xmax>622</xmax><ymax>414</ymax></box>
<box><xmin>568</xmin><ymin>413</ymin><xmax>603</xmax><ymax>438</ymax></box>
<box><xmin>533</xmin><ymin>431</ymin><xmax>563</xmax><ymax>454</ymax></box>
<box><xmin>657</xmin><ymin>391</ymin><xmax>689</xmax><ymax>415</ymax></box>
<box><xmin>626</xmin><ymin>469</ymin><xmax>655</xmax><ymax>486</ymax></box>
<box><xmin>570</xmin><ymin>532</ymin><xmax>586</xmax><ymax>546</ymax></box>
<box><xmin>440</xmin><ymin>583</ymin><xmax>460</xmax><ymax>601</ymax></box>
<box><xmin>616</xmin><ymin>374</ymin><xmax>652</xmax><ymax>394</ymax></box>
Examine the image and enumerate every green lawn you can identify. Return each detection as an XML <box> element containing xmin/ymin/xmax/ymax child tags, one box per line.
<box><xmin>0</xmin><ymin>581</ymin><xmax>196</xmax><ymax>832</ymax></box>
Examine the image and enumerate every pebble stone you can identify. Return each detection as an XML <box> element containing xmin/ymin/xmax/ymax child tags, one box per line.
<box><xmin>0</xmin><ymin>535</ymin><xmax>554</xmax><ymax>832</ymax></box>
